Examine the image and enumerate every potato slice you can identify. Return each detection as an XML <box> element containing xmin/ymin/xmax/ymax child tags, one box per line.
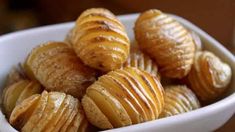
<box><xmin>60</xmin><ymin>99</ymin><xmax>78</xmax><ymax>132</ymax></box>
<box><xmin>31</xmin><ymin>92</ymin><xmax>65</xmax><ymax>132</ymax></box>
<box><xmin>43</xmin><ymin>95</ymin><xmax>71</xmax><ymax>132</ymax></box>
<box><xmin>52</xmin><ymin>95</ymin><xmax>76</xmax><ymax>132</ymax></box>
<box><xmin>86</xmin><ymin>85</ymin><xmax>131</xmax><ymax>128</ymax></box>
<box><xmin>3</xmin><ymin>80</ymin><xmax>30</xmax><ymax>117</ymax></box>
<box><xmin>66</xmin><ymin>111</ymin><xmax>83</xmax><ymax>132</ymax></box>
<box><xmin>22</xmin><ymin>91</ymin><xmax>49</xmax><ymax>131</ymax></box>
<box><xmin>97</xmin><ymin>74</ymin><xmax>143</xmax><ymax>124</ymax></box>
<box><xmin>82</xmin><ymin>95</ymin><xmax>113</xmax><ymax>129</ymax></box>
<box><xmin>9</xmin><ymin>94</ymin><xmax>40</xmax><ymax>129</ymax></box>
<box><xmin>16</xmin><ymin>81</ymin><xmax>42</xmax><ymax>105</ymax></box>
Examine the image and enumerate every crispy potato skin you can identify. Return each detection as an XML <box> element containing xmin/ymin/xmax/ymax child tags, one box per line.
<box><xmin>82</xmin><ymin>67</ymin><xmax>164</xmax><ymax>129</ymax></box>
<box><xmin>25</xmin><ymin>41</ymin><xmax>96</xmax><ymax>99</ymax></box>
<box><xmin>9</xmin><ymin>91</ymin><xmax>89</xmax><ymax>132</ymax></box>
<box><xmin>134</xmin><ymin>9</ymin><xmax>195</xmax><ymax>79</ymax></box>
<box><xmin>67</xmin><ymin>8</ymin><xmax>130</xmax><ymax>72</ymax></box>
<box><xmin>159</xmin><ymin>85</ymin><xmax>200</xmax><ymax>118</ymax></box>
<box><xmin>186</xmin><ymin>51</ymin><xmax>232</xmax><ymax>103</ymax></box>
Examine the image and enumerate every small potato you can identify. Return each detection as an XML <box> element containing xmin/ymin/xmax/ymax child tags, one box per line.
<box><xmin>67</xmin><ymin>8</ymin><xmax>130</xmax><ymax>72</ymax></box>
<box><xmin>134</xmin><ymin>9</ymin><xmax>195</xmax><ymax>78</ymax></box>
<box><xmin>159</xmin><ymin>85</ymin><xmax>200</xmax><ymax>118</ymax></box>
<box><xmin>10</xmin><ymin>91</ymin><xmax>89</xmax><ymax>132</ymax></box>
<box><xmin>186</xmin><ymin>51</ymin><xmax>232</xmax><ymax>103</ymax></box>
<box><xmin>123</xmin><ymin>43</ymin><xmax>160</xmax><ymax>79</ymax></box>
<box><xmin>2</xmin><ymin>80</ymin><xmax>42</xmax><ymax>117</ymax></box>
<box><xmin>82</xmin><ymin>67</ymin><xmax>164</xmax><ymax>129</ymax></box>
<box><xmin>24</xmin><ymin>41</ymin><xmax>96</xmax><ymax>99</ymax></box>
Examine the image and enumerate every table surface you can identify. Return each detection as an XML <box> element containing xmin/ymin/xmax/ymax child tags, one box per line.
<box><xmin>216</xmin><ymin>114</ymin><xmax>235</xmax><ymax>132</ymax></box>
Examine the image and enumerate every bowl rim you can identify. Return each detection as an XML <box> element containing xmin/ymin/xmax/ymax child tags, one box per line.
<box><xmin>0</xmin><ymin>13</ymin><xmax>234</xmax><ymax>132</ymax></box>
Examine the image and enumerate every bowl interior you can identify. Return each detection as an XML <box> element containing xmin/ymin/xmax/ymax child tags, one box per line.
<box><xmin>0</xmin><ymin>14</ymin><xmax>234</xmax><ymax>132</ymax></box>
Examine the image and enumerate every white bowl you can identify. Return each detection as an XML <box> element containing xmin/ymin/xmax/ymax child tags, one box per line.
<box><xmin>0</xmin><ymin>14</ymin><xmax>234</xmax><ymax>132</ymax></box>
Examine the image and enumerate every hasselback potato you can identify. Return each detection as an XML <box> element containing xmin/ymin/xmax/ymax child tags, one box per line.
<box><xmin>24</xmin><ymin>41</ymin><xmax>96</xmax><ymax>99</ymax></box>
<box><xmin>160</xmin><ymin>85</ymin><xmax>200</xmax><ymax>118</ymax></box>
<box><xmin>134</xmin><ymin>9</ymin><xmax>195</xmax><ymax>78</ymax></box>
<box><xmin>67</xmin><ymin>8</ymin><xmax>130</xmax><ymax>72</ymax></box>
<box><xmin>82</xmin><ymin>67</ymin><xmax>164</xmax><ymax>129</ymax></box>
<box><xmin>2</xmin><ymin>79</ymin><xmax>42</xmax><ymax>117</ymax></box>
<box><xmin>186</xmin><ymin>51</ymin><xmax>232</xmax><ymax>103</ymax></box>
<box><xmin>9</xmin><ymin>91</ymin><xmax>89</xmax><ymax>132</ymax></box>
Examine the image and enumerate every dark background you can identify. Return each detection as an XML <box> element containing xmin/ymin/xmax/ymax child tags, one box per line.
<box><xmin>0</xmin><ymin>0</ymin><xmax>234</xmax><ymax>131</ymax></box>
<box><xmin>0</xmin><ymin>0</ymin><xmax>234</xmax><ymax>54</ymax></box>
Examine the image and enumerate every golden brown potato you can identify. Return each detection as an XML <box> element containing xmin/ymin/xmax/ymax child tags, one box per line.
<box><xmin>67</xmin><ymin>8</ymin><xmax>130</xmax><ymax>72</ymax></box>
<box><xmin>24</xmin><ymin>41</ymin><xmax>96</xmax><ymax>99</ymax></box>
<box><xmin>10</xmin><ymin>91</ymin><xmax>89</xmax><ymax>132</ymax></box>
<box><xmin>159</xmin><ymin>85</ymin><xmax>200</xmax><ymax>118</ymax></box>
<box><xmin>186</xmin><ymin>51</ymin><xmax>232</xmax><ymax>103</ymax></box>
<box><xmin>82</xmin><ymin>67</ymin><xmax>164</xmax><ymax>129</ymax></box>
<box><xmin>122</xmin><ymin>43</ymin><xmax>160</xmax><ymax>79</ymax></box>
<box><xmin>2</xmin><ymin>80</ymin><xmax>42</xmax><ymax>117</ymax></box>
<box><xmin>134</xmin><ymin>9</ymin><xmax>195</xmax><ymax>79</ymax></box>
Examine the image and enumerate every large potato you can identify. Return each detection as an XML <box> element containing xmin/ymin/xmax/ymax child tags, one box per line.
<box><xmin>24</xmin><ymin>41</ymin><xmax>96</xmax><ymax>99</ymax></box>
<box><xmin>67</xmin><ymin>8</ymin><xmax>130</xmax><ymax>72</ymax></box>
<box><xmin>2</xmin><ymin>80</ymin><xmax>42</xmax><ymax>117</ymax></box>
<box><xmin>186</xmin><ymin>51</ymin><xmax>232</xmax><ymax>103</ymax></box>
<box><xmin>159</xmin><ymin>85</ymin><xmax>200</xmax><ymax>118</ymax></box>
<box><xmin>82</xmin><ymin>67</ymin><xmax>164</xmax><ymax>129</ymax></box>
<box><xmin>134</xmin><ymin>9</ymin><xmax>195</xmax><ymax>78</ymax></box>
<box><xmin>10</xmin><ymin>91</ymin><xmax>89</xmax><ymax>132</ymax></box>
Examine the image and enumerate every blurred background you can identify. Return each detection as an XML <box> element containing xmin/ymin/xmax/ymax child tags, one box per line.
<box><xmin>0</xmin><ymin>0</ymin><xmax>235</xmax><ymax>54</ymax></box>
<box><xmin>0</xmin><ymin>0</ymin><xmax>234</xmax><ymax>131</ymax></box>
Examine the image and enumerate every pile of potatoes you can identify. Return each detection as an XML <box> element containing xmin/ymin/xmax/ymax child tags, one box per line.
<box><xmin>1</xmin><ymin>8</ymin><xmax>232</xmax><ymax>132</ymax></box>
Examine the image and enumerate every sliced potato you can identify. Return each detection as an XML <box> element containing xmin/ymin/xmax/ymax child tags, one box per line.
<box><xmin>52</xmin><ymin>95</ymin><xmax>76</xmax><ymax>132</ymax></box>
<box><xmin>16</xmin><ymin>81</ymin><xmax>42</xmax><ymax>105</ymax></box>
<box><xmin>32</xmin><ymin>92</ymin><xmax>65</xmax><ymax>132</ymax></box>
<box><xmin>44</xmin><ymin>95</ymin><xmax>71</xmax><ymax>132</ymax></box>
<box><xmin>82</xmin><ymin>95</ymin><xmax>113</xmax><ymax>129</ymax></box>
<box><xmin>24</xmin><ymin>41</ymin><xmax>96</xmax><ymax>99</ymax></box>
<box><xmin>9</xmin><ymin>94</ymin><xmax>40</xmax><ymax>129</ymax></box>
<box><xmin>3</xmin><ymin>80</ymin><xmax>30</xmax><ymax>117</ymax></box>
<box><xmin>22</xmin><ymin>91</ymin><xmax>49</xmax><ymax>131</ymax></box>
<box><xmin>68</xmin><ymin>8</ymin><xmax>130</xmax><ymax>72</ymax></box>
<box><xmin>60</xmin><ymin>99</ymin><xmax>78</xmax><ymax>132</ymax></box>
<box><xmin>82</xmin><ymin>67</ymin><xmax>164</xmax><ymax>129</ymax></box>
<box><xmin>159</xmin><ymin>85</ymin><xmax>200</xmax><ymax>118</ymax></box>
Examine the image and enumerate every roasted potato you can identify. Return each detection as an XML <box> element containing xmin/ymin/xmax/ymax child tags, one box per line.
<box><xmin>160</xmin><ymin>85</ymin><xmax>200</xmax><ymax>118</ymax></box>
<box><xmin>134</xmin><ymin>9</ymin><xmax>195</xmax><ymax>78</ymax></box>
<box><xmin>82</xmin><ymin>67</ymin><xmax>164</xmax><ymax>129</ymax></box>
<box><xmin>2</xmin><ymin>80</ymin><xmax>42</xmax><ymax>117</ymax></box>
<box><xmin>67</xmin><ymin>8</ymin><xmax>130</xmax><ymax>72</ymax></box>
<box><xmin>10</xmin><ymin>91</ymin><xmax>89</xmax><ymax>132</ymax></box>
<box><xmin>24</xmin><ymin>41</ymin><xmax>96</xmax><ymax>99</ymax></box>
<box><xmin>186</xmin><ymin>51</ymin><xmax>232</xmax><ymax>103</ymax></box>
<box><xmin>123</xmin><ymin>43</ymin><xmax>160</xmax><ymax>79</ymax></box>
